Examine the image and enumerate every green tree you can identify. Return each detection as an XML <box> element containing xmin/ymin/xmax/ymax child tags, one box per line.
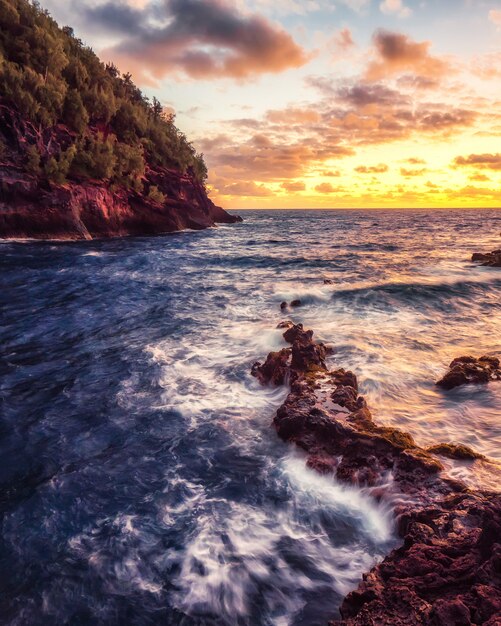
<box><xmin>63</xmin><ymin>88</ymin><xmax>89</xmax><ymax>133</ymax></box>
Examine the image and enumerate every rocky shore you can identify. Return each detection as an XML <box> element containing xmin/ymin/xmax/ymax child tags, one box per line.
<box><xmin>472</xmin><ymin>250</ymin><xmax>501</xmax><ymax>268</ymax></box>
<box><xmin>252</xmin><ymin>323</ymin><xmax>501</xmax><ymax>625</ymax></box>
<box><xmin>0</xmin><ymin>106</ymin><xmax>240</xmax><ymax>240</ymax></box>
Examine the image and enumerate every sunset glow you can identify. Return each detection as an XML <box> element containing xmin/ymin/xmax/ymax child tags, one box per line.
<box><xmin>43</xmin><ymin>0</ymin><xmax>501</xmax><ymax>208</ymax></box>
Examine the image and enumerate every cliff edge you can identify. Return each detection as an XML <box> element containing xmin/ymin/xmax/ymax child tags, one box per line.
<box><xmin>0</xmin><ymin>0</ymin><xmax>240</xmax><ymax>240</ymax></box>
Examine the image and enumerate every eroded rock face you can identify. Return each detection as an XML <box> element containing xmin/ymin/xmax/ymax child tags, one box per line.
<box><xmin>336</xmin><ymin>492</ymin><xmax>501</xmax><ymax>626</ymax></box>
<box><xmin>252</xmin><ymin>322</ymin><xmax>501</xmax><ymax>626</ymax></box>
<box><xmin>0</xmin><ymin>106</ymin><xmax>241</xmax><ymax>240</ymax></box>
<box><xmin>436</xmin><ymin>355</ymin><xmax>501</xmax><ymax>390</ymax></box>
<box><xmin>471</xmin><ymin>250</ymin><xmax>501</xmax><ymax>267</ymax></box>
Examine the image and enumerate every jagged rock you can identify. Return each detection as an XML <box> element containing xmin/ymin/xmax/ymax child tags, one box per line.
<box><xmin>252</xmin><ymin>323</ymin><xmax>499</xmax><ymax>626</ymax></box>
<box><xmin>290</xmin><ymin>299</ymin><xmax>302</xmax><ymax>307</ymax></box>
<box><xmin>436</xmin><ymin>355</ymin><xmax>501</xmax><ymax>389</ymax></box>
<box><xmin>251</xmin><ymin>348</ymin><xmax>291</xmax><ymax>386</ymax></box>
<box><xmin>335</xmin><ymin>493</ymin><xmax>501</xmax><ymax>626</ymax></box>
<box><xmin>471</xmin><ymin>250</ymin><xmax>501</xmax><ymax>267</ymax></box>
<box><xmin>276</xmin><ymin>320</ymin><xmax>294</xmax><ymax>330</ymax></box>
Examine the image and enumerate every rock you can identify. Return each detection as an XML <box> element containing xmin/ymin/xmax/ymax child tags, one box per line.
<box><xmin>0</xmin><ymin>106</ymin><xmax>241</xmax><ymax>240</ymax></box>
<box><xmin>336</xmin><ymin>492</ymin><xmax>501</xmax><ymax>626</ymax></box>
<box><xmin>251</xmin><ymin>348</ymin><xmax>291</xmax><ymax>386</ymax></box>
<box><xmin>252</xmin><ymin>323</ymin><xmax>499</xmax><ymax>626</ymax></box>
<box><xmin>471</xmin><ymin>250</ymin><xmax>501</xmax><ymax>267</ymax></box>
<box><xmin>324</xmin><ymin>279</ymin><xmax>334</xmax><ymax>285</ymax></box>
<box><xmin>276</xmin><ymin>320</ymin><xmax>294</xmax><ymax>330</ymax></box>
<box><xmin>282</xmin><ymin>323</ymin><xmax>310</xmax><ymax>344</ymax></box>
<box><xmin>427</xmin><ymin>442</ymin><xmax>486</xmax><ymax>461</ymax></box>
<box><xmin>290</xmin><ymin>299</ymin><xmax>302</xmax><ymax>307</ymax></box>
<box><xmin>436</xmin><ymin>355</ymin><xmax>501</xmax><ymax>389</ymax></box>
<box><xmin>280</xmin><ymin>301</ymin><xmax>288</xmax><ymax>310</ymax></box>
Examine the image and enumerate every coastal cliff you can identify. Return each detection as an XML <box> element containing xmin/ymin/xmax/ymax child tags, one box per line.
<box><xmin>0</xmin><ymin>0</ymin><xmax>240</xmax><ymax>240</ymax></box>
<box><xmin>0</xmin><ymin>108</ymin><xmax>239</xmax><ymax>240</ymax></box>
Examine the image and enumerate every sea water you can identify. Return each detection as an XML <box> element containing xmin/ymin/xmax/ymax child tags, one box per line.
<box><xmin>1</xmin><ymin>209</ymin><xmax>500</xmax><ymax>625</ymax></box>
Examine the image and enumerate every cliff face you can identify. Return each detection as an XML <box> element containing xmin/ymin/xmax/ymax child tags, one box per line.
<box><xmin>0</xmin><ymin>106</ymin><xmax>240</xmax><ymax>240</ymax></box>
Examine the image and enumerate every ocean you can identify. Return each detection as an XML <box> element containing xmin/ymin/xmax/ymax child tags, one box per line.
<box><xmin>1</xmin><ymin>209</ymin><xmax>500</xmax><ymax>625</ymax></box>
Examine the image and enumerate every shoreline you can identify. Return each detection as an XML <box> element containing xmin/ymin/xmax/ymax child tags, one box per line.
<box><xmin>252</xmin><ymin>321</ymin><xmax>501</xmax><ymax>624</ymax></box>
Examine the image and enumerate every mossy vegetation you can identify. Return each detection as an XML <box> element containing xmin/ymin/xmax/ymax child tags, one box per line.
<box><xmin>0</xmin><ymin>0</ymin><xmax>208</xmax><ymax>186</ymax></box>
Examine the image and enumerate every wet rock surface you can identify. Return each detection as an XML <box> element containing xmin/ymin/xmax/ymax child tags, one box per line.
<box><xmin>253</xmin><ymin>323</ymin><xmax>501</xmax><ymax>625</ymax></box>
<box><xmin>436</xmin><ymin>356</ymin><xmax>501</xmax><ymax>390</ymax></box>
<box><xmin>472</xmin><ymin>250</ymin><xmax>501</xmax><ymax>267</ymax></box>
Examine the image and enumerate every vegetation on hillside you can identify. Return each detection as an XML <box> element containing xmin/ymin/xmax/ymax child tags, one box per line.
<box><xmin>0</xmin><ymin>0</ymin><xmax>208</xmax><ymax>186</ymax></box>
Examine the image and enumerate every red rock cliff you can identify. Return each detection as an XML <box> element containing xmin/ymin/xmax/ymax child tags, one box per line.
<box><xmin>0</xmin><ymin>106</ymin><xmax>241</xmax><ymax>240</ymax></box>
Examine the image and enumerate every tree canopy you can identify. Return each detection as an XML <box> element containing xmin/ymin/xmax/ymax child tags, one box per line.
<box><xmin>0</xmin><ymin>0</ymin><xmax>208</xmax><ymax>185</ymax></box>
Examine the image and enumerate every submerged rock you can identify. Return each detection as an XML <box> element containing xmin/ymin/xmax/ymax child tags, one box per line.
<box><xmin>436</xmin><ymin>355</ymin><xmax>501</xmax><ymax>389</ymax></box>
<box><xmin>252</xmin><ymin>323</ymin><xmax>500</xmax><ymax>626</ymax></box>
<box><xmin>471</xmin><ymin>249</ymin><xmax>501</xmax><ymax>267</ymax></box>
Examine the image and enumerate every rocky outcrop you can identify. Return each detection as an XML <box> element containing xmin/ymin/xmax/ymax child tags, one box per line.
<box><xmin>0</xmin><ymin>105</ymin><xmax>241</xmax><ymax>240</ymax></box>
<box><xmin>337</xmin><ymin>492</ymin><xmax>501</xmax><ymax>626</ymax></box>
<box><xmin>436</xmin><ymin>355</ymin><xmax>501</xmax><ymax>390</ymax></box>
<box><xmin>252</xmin><ymin>323</ymin><xmax>501</xmax><ymax>625</ymax></box>
<box><xmin>471</xmin><ymin>250</ymin><xmax>501</xmax><ymax>267</ymax></box>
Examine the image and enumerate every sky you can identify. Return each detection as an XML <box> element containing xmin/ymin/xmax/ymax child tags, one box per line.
<box><xmin>43</xmin><ymin>0</ymin><xmax>501</xmax><ymax>209</ymax></box>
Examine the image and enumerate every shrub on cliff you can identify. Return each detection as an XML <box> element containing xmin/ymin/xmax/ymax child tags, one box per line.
<box><xmin>0</xmin><ymin>0</ymin><xmax>208</xmax><ymax>184</ymax></box>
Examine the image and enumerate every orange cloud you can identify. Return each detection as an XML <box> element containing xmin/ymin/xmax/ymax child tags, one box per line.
<box><xmin>454</xmin><ymin>153</ymin><xmax>501</xmax><ymax>170</ymax></box>
<box><xmin>212</xmin><ymin>179</ymin><xmax>274</xmax><ymax>197</ymax></box>
<box><xmin>366</xmin><ymin>30</ymin><xmax>450</xmax><ymax>81</ymax></box>
<box><xmin>281</xmin><ymin>181</ymin><xmax>306</xmax><ymax>192</ymax></box>
<box><xmin>400</xmin><ymin>167</ymin><xmax>426</xmax><ymax>177</ymax></box>
<box><xmin>469</xmin><ymin>173</ymin><xmax>490</xmax><ymax>182</ymax></box>
<box><xmin>314</xmin><ymin>182</ymin><xmax>343</xmax><ymax>193</ymax></box>
<box><xmin>355</xmin><ymin>164</ymin><xmax>389</xmax><ymax>173</ymax></box>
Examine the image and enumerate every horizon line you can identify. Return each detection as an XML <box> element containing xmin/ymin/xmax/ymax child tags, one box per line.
<box><xmin>228</xmin><ymin>207</ymin><xmax>501</xmax><ymax>211</ymax></box>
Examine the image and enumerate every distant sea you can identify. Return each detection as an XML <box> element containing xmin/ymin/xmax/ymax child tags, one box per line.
<box><xmin>1</xmin><ymin>209</ymin><xmax>500</xmax><ymax>625</ymax></box>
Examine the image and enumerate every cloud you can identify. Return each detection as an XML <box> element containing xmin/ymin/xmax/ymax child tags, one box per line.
<box><xmin>489</xmin><ymin>9</ymin><xmax>501</xmax><ymax>28</ymax></box>
<box><xmin>418</xmin><ymin>108</ymin><xmax>475</xmax><ymax>130</ymax></box>
<box><xmin>469</xmin><ymin>173</ymin><xmax>490</xmax><ymax>182</ymax></box>
<box><xmin>454</xmin><ymin>153</ymin><xmax>501</xmax><ymax>170</ymax></box>
<box><xmin>202</xmin><ymin>132</ymin><xmax>354</xmax><ymax>182</ymax></box>
<box><xmin>96</xmin><ymin>0</ymin><xmax>309</xmax><ymax>83</ymax></box>
<box><xmin>406</xmin><ymin>157</ymin><xmax>426</xmax><ymax>164</ymax></box>
<box><xmin>380</xmin><ymin>0</ymin><xmax>412</xmax><ymax>18</ymax></box>
<box><xmin>212</xmin><ymin>179</ymin><xmax>274</xmax><ymax>196</ymax></box>
<box><xmin>281</xmin><ymin>181</ymin><xmax>306</xmax><ymax>192</ymax></box>
<box><xmin>366</xmin><ymin>30</ymin><xmax>450</xmax><ymax>81</ymax></box>
<box><xmin>400</xmin><ymin>167</ymin><xmax>426</xmax><ymax>177</ymax></box>
<box><xmin>266</xmin><ymin>107</ymin><xmax>321</xmax><ymax>124</ymax></box>
<box><xmin>355</xmin><ymin>164</ymin><xmax>389</xmax><ymax>173</ymax></box>
<box><xmin>334</xmin><ymin>27</ymin><xmax>355</xmax><ymax>50</ymax></box>
<box><xmin>336</xmin><ymin>82</ymin><xmax>409</xmax><ymax>106</ymax></box>
<box><xmin>314</xmin><ymin>182</ymin><xmax>343</xmax><ymax>193</ymax></box>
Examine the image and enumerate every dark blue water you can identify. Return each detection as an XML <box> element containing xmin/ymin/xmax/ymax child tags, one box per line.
<box><xmin>1</xmin><ymin>209</ymin><xmax>501</xmax><ymax>625</ymax></box>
